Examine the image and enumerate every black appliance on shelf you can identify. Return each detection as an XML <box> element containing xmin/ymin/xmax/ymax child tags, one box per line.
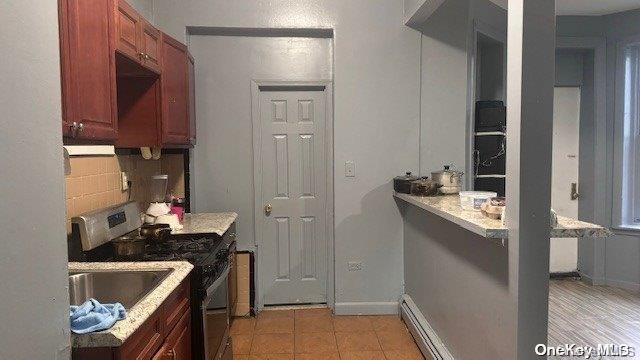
<box><xmin>68</xmin><ymin>202</ymin><xmax>236</xmax><ymax>360</ymax></box>
<box><xmin>474</xmin><ymin>100</ymin><xmax>507</xmax><ymax>196</ymax></box>
<box><xmin>475</xmin><ymin>134</ymin><xmax>506</xmax><ymax>176</ymax></box>
<box><xmin>474</xmin><ymin>176</ymin><xmax>505</xmax><ymax>197</ymax></box>
<box><xmin>475</xmin><ymin>100</ymin><xmax>506</xmax><ymax>132</ymax></box>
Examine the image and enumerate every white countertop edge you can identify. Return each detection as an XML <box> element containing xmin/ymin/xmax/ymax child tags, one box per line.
<box><xmin>171</xmin><ymin>212</ymin><xmax>238</xmax><ymax>236</ymax></box>
<box><xmin>69</xmin><ymin>261</ymin><xmax>194</xmax><ymax>348</ymax></box>
<box><xmin>394</xmin><ymin>192</ymin><xmax>612</xmax><ymax>240</ymax></box>
<box><xmin>394</xmin><ymin>192</ymin><xmax>506</xmax><ymax>239</ymax></box>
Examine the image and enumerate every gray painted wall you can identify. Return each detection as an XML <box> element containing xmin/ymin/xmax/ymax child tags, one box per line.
<box><xmin>477</xmin><ymin>37</ymin><xmax>505</xmax><ymax>101</ymax></box>
<box><xmin>0</xmin><ymin>1</ymin><xmax>70</xmax><ymax>359</ymax></box>
<box><xmin>556</xmin><ymin>50</ymin><xmax>584</xmax><ymax>87</ymax></box>
<box><xmin>187</xmin><ymin>35</ymin><xmax>332</xmax><ymax>252</ymax></box>
<box><xmin>418</xmin><ymin>0</ymin><xmax>470</xmax><ymax>174</ymax></box>
<box><xmin>558</xmin><ymin>10</ymin><xmax>640</xmax><ymax>291</ymax></box>
<box><xmin>404</xmin><ymin>1</ymin><xmax>518</xmax><ymax>358</ymax></box>
<box><xmin>418</xmin><ymin>0</ymin><xmax>506</xmax><ymax>176</ymax></box>
<box><xmin>602</xmin><ymin>9</ymin><xmax>640</xmax><ymax>291</ymax></box>
<box><xmin>153</xmin><ymin>0</ymin><xmax>421</xmax><ymax>312</ymax></box>
<box><xmin>128</xmin><ymin>0</ymin><xmax>154</xmax><ymax>22</ymax></box>
<box><xmin>577</xmin><ymin>50</ymin><xmax>598</xmax><ymax>280</ymax></box>
<box><xmin>403</xmin><ymin>205</ymin><xmax>515</xmax><ymax>359</ymax></box>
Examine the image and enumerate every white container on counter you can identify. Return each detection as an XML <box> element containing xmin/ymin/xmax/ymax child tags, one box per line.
<box><xmin>459</xmin><ymin>191</ymin><xmax>497</xmax><ymax>211</ymax></box>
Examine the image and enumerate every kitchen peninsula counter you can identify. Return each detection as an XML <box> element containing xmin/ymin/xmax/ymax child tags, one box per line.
<box><xmin>394</xmin><ymin>192</ymin><xmax>611</xmax><ymax>240</ymax></box>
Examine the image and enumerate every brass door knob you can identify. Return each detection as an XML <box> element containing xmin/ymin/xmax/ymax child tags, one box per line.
<box><xmin>264</xmin><ymin>204</ymin><xmax>272</xmax><ymax>216</ymax></box>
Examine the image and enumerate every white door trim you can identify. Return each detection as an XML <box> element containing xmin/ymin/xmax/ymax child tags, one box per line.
<box><xmin>251</xmin><ymin>79</ymin><xmax>334</xmax><ymax>312</ymax></box>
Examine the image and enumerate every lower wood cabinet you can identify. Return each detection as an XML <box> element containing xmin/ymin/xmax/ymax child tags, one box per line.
<box><xmin>72</xmin><ymin>279</ymin><xmax>191</xmax><ymax>360</ymax></box>
<box><xmin>152</xmin><ymin>309</ymin><xmax>191</xmax><ymax>360</ymax></box>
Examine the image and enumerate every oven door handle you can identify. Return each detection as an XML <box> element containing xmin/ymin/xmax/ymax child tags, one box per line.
<box><xmin>204</xmin><ymin>266</ymin><xmax>230</xmax><ymax>301</ymax></box>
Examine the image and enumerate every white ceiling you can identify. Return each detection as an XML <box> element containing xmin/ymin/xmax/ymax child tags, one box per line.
<box><xmin>489</xmin><ymin>0</ymin><xmax>640</xmax><ymax>16</ymax></box>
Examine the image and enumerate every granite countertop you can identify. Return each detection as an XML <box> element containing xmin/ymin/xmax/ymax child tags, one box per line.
<box><xmin>69</xmin><ymin>261</ymin><xmax>193</xmax><ymax>348</ymax></box>
<box><xmin>171</xmin><ymin>212</ymin><xmax>238</xmax><ymax>236</ymax></box>
<box><xmin>394</xmin><ymin>192</ymin><xmax>612</xmax><ymax>240</ymax></box>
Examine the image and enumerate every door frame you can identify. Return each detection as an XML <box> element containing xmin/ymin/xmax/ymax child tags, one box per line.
<box><xmin>556</xmin><ymin>36</ymin><xmax>607</xmax><ymax>284</ymax></box>
<box><xmin>550</xmin><ymin>85</ymin><xmax>581</xmax><ymax>273</ymax></box>
<box><xmin>251</xmin><ymin>79</ymin><xmax>334</xmax><ymax>312</ymax></box>
<box><xmin>466</xmin><ymin>19</ymin><xmax>507</xmax><ymax>190</ymax></box>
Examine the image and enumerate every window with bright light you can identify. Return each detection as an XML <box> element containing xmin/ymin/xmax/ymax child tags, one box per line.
<box><xmin>617</xmin><ymin>39</ymin><xmax>640</xmax><ymax>228</ymax></box>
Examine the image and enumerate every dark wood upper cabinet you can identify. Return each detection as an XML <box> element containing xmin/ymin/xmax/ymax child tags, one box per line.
<box><xmin>115</xmin><ymin>0</ymin><xmax>161</xmax><ymax>75</ymax></box>
<box><xmin>59</xmin><ymin>0</ymin><xmax>117</xmax><ymax>140</ymax></box>
<box><xmin>140</xmin><ymin>20</ymin><xmax>162</xmax><ymax>73</ymax></box>
<box><xmin>188</xmin><ymin>53</ymin><xmax>197</xmax><ymax>146</ymax></box>
<box><xmin>114</xmin><ymin>0</ymin><xmax>140</xmax><ymax>62</ymax></box>
<box><xmin>59</xmin><ymin>0</ymin><xmax>195</xmax><ymax>147</ymax></box>
<box><xmin>161</xmin><ymin>34</ymin><xmax>190</xmax><ymax>145</ymax></box>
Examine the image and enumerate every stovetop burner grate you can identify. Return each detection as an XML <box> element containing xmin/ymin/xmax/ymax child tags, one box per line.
<box><xmin>112</xmin><ymin>236</ymin><xmax>222</xmax><ymax>264</ymax></box>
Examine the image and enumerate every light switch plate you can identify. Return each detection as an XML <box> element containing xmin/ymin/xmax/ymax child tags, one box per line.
<box><xmin>345</xmin><ymin>161</ymin><xmax>355</xmax><ymax>177</ymax></box>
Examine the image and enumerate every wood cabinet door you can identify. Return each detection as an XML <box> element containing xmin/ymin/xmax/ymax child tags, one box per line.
<box><xmin>118</xmin><ymin>308</ymin><xmax>164</xmax><ymax>360</ymax></box>
<box><xmin>139</xmin><ymin>19</ymin><xmax>162</xmax><ymax>74</ymax></box>
<box><xmin>161</xmin><ymin>34</ymin><xmax>189</xmax><ymax>144</ymax></box>
<box><xmin>115</xmin><ymin>0</ymin><xmax>141</xmax><ymax>62</ymax></box>
<box><xmin>187</xmin><ymin>53</ymin><xmax>196</xmax><ymax>146</ymax></box>
<box><xmin>59</xmin><ymin>0</ymin><xmax>117</xmax><ymax>140</ymax></box>
<box><xmin>152</xmin><ymin>310</ymin><xmax>191</xmax><ymax>360</ymax></box>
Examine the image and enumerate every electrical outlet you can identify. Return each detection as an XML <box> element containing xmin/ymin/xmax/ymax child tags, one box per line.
<box><xmin>348</xmin><ymin>261</ymin><xmax>363</xmax><ymax>271</ymax></box>
<box><xmin>345</xmin><ymin>161</ymin><xmax>355</xmax><ymax>177</ymax></box>
<box><xmin>121</xmin><ymin>172</ymin><xmax>129</xmax><ymax>191</ymax></box>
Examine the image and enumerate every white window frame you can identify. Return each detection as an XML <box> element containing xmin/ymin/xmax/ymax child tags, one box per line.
<box><xmin>614</xmin><ymin>35</ymin><xmax>640</xmax><ymax>230</ymax></box>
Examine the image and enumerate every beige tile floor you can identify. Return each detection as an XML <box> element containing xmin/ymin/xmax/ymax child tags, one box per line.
<box><xmin>230</xmin><ymin>308</ymin><xmax>429</xmax><ymax>360</ymax></box>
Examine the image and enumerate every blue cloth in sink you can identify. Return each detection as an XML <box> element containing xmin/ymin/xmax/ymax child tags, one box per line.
<box><xmin>69</xmin><ymin>298</ymin><xmax>126</xmax><ymax>334</ymax></box>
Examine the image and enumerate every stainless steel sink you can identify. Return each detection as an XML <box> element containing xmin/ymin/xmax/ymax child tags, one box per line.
<box><xmin>69</xmin><ymin>269</ymin><xmax>172</xmax><ymax>309</ymax></box>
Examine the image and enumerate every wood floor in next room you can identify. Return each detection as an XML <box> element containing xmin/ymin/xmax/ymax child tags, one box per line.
<box><xmin>230</xmin><ymin>307</ymin><xmax>430</xmax><ymax>360</ymax></box>
<box><xmin>549</xmin><ymin>279</ymin><xmax>640</xmax><ymax>358</ymax></box>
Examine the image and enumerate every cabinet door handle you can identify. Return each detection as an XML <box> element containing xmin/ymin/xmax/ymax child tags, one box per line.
<box><xmin>70</xmin><ymin>122</ymin><xmax>79</xmax><ymax>137</ymax></box>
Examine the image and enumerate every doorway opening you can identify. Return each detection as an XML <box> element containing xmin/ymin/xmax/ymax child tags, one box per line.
<box><xmin>549</xmin><ymin>38</ymin><xmax>618</xmax><ymax>349</ymax></box>
<box><xmin>251</xmin><ymin>81</ymin><xmax>334</xmax><ymax>311</ymax></box>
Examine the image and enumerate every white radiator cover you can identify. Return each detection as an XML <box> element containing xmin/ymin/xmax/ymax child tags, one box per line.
<box><xmin>400</xmin><ymin>294</ymin><xmax>454</xmax><ymax>360</ymax></box>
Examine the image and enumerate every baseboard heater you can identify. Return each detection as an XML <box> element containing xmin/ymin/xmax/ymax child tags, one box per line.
<box><xmin>400</xmin><ymin>294</ymin><xmax>454</xmax><ymax>360</ymax></box>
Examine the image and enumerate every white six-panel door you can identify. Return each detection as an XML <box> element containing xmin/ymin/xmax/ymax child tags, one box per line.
<box><xmin>259</xmin><ymin>89</ymin><xmax>327</xmax><ymax>305</ymax></box>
